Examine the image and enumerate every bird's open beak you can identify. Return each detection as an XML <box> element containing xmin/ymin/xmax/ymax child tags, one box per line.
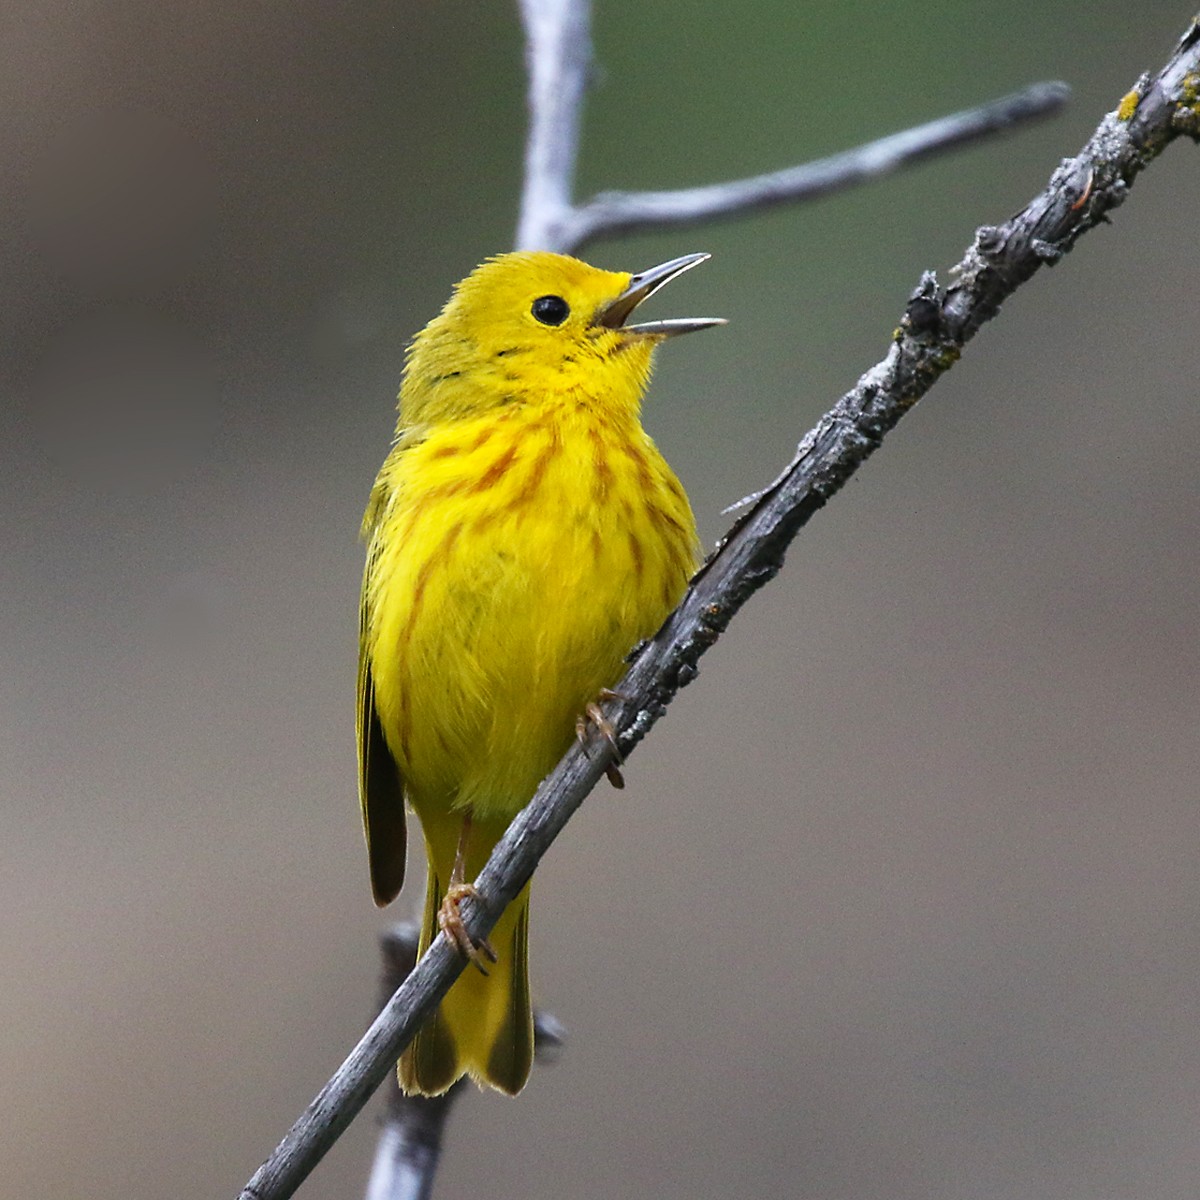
<box><xmin>596</xmin><ymin>252</ymin><xmax>726</xmax><ymax>338</ymax></box>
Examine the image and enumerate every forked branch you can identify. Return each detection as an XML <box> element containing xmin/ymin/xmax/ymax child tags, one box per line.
<box><xmin>514</xmin><ymin>0</ymin><xmax>1068</xmax><ymax>254</ymax></box>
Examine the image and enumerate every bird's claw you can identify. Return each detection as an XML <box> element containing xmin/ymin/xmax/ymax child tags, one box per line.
<box><xmin>438</xmin><ymin>882</ymin><xmax>498</xmax><ymax>974</ymax></box>
<box><xmin>576</xmin><ymin>698</ymin><xmax>625</xmax><ymax>788</ymax></box>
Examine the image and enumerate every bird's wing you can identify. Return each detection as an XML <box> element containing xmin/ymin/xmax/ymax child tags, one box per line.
<box><xmin>357</xmin><ymin>496</ymin><xmax>408</xmax><ymax>907</ymax></box>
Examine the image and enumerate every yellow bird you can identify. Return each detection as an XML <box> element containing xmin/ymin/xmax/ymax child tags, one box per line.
<box><xmin>358</xmin><ymin>251</ymin><xmax>723</xmax><ymax>1096</ymax></box>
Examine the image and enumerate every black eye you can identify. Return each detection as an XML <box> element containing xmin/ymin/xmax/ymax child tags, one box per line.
<box><xmin>531</xmin><ymin>295</ymin><xmax>570</xmax><ymax>325</ymax></box>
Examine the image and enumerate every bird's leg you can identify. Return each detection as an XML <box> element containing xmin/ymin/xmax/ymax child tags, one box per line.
<box><xmin>576</xmin><ymin>690</ymin><xmax>626</xmax><ymax>789</ymax></box>
<box><xmin>437</xmin><ymin>809</ymin><xmax>498</xmax><ymax>974</ymax></box>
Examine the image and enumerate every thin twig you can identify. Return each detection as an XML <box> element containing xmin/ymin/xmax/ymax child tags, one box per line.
<box><xmin>237</xmin><ymin>16</ymin><xmax>1200</xmax><ymax>1200</ymax></box>
<box><xmin>363</xmin><ymin>926</ymin><xmax>565</xmax><ymax>1200</ymax></box>
<box><xmin>558</xmin><ymin>82</ymin><xmax>1070</xmax><ymax>253</ymax></box>
<box><xmin>515</xmin><ymin>0</ymin><xmax>593</xmax><ymax>251</ymax></box>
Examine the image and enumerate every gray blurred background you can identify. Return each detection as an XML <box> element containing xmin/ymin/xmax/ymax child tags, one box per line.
<box><xmin>2</xmin><ymin>2</ymin><xmax>1198</xmax><ymax>1197</ymax></box>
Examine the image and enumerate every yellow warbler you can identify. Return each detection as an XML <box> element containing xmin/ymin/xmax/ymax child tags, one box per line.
<box><xmin>358</xmin><ymin>251</ymin><xmax>723</xmax><ymax>1096</ymax></box>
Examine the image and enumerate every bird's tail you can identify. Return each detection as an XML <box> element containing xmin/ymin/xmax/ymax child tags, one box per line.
<box><xmin>399</xmin><ymin>832</ymin><xmax>533</xmax><ymax>1097</ymax></box>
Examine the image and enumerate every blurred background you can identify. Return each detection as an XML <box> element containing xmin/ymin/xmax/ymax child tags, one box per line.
<box><xmin>2</xmin><ymin>1</ymin><xmax>1198</xmax><ymax>1197</ymax></box>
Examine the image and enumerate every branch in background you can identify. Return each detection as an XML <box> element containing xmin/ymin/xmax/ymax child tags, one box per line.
<box><xmin>363</xmin><ymin>925</ymin><xmax>564</xmax><ymax>1200</ymax></box>
<box><xmin>559</xmin><ymin>82</ymin><xmax>1070</xmax><ymax>253</ymax></box>
<box><xmin>512</xmin><ymin>0</ymin><xmax>1067</xmax><ymax>255</ymax></box>
<box><xmin>515</xmin><ymin>0</ymin><xmax>592</xmax><ymax>251</ymax></box>
<box><xmin>236</xmin><ymin>12</ymin><xmax>1200</xmax><ymax>1200</ymax></box>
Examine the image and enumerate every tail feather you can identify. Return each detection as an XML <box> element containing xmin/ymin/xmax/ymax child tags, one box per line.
<box><xmin>397</xmin><ymin>867</ymin><xmax>464</xmax><ymax>1096</ymax></box>
<box><xmin>400</xmin><ymin>857</ymin><xmax>533</xmax><ymax>1097</ymax></box>
<box><xmin>485</xmin><ymin>897</ymin><xmax>532</xmax><ymax>1092</ymax></box>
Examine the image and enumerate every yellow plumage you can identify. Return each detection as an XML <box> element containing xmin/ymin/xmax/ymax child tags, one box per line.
<box><xmin>358</xmin><ymin>250</ymin><xmax>720</xmax><ymax>1096</ymax></box>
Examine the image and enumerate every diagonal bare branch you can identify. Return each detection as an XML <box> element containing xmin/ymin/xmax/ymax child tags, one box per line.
<box><xmin>237</xmin><ymin>15</ymin><xmax>1200</xmax><ymax>1200</ymax></box>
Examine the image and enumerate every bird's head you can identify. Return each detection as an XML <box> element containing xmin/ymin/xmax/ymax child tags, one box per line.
<box><xmin>401</xmin><ymin>251</ymin><xmax>724</xmax><ymax>424</ymax></box>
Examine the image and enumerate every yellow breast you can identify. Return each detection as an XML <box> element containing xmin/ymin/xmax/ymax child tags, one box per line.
<box><xmin>364</xmin><ymin>401</ymin><xmax>699</xmax><ymax>821</ymax></box>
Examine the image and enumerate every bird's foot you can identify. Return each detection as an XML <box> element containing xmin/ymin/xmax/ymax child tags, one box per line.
<box><xmin>438</xmin><ymin>883</ymin><xmax>498</xmax><ymax>975</ymax></box>
<box><xmin>576</xmin><ymin>695</ymin><xmax>626</xmax><ymax>789</ymax></box>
